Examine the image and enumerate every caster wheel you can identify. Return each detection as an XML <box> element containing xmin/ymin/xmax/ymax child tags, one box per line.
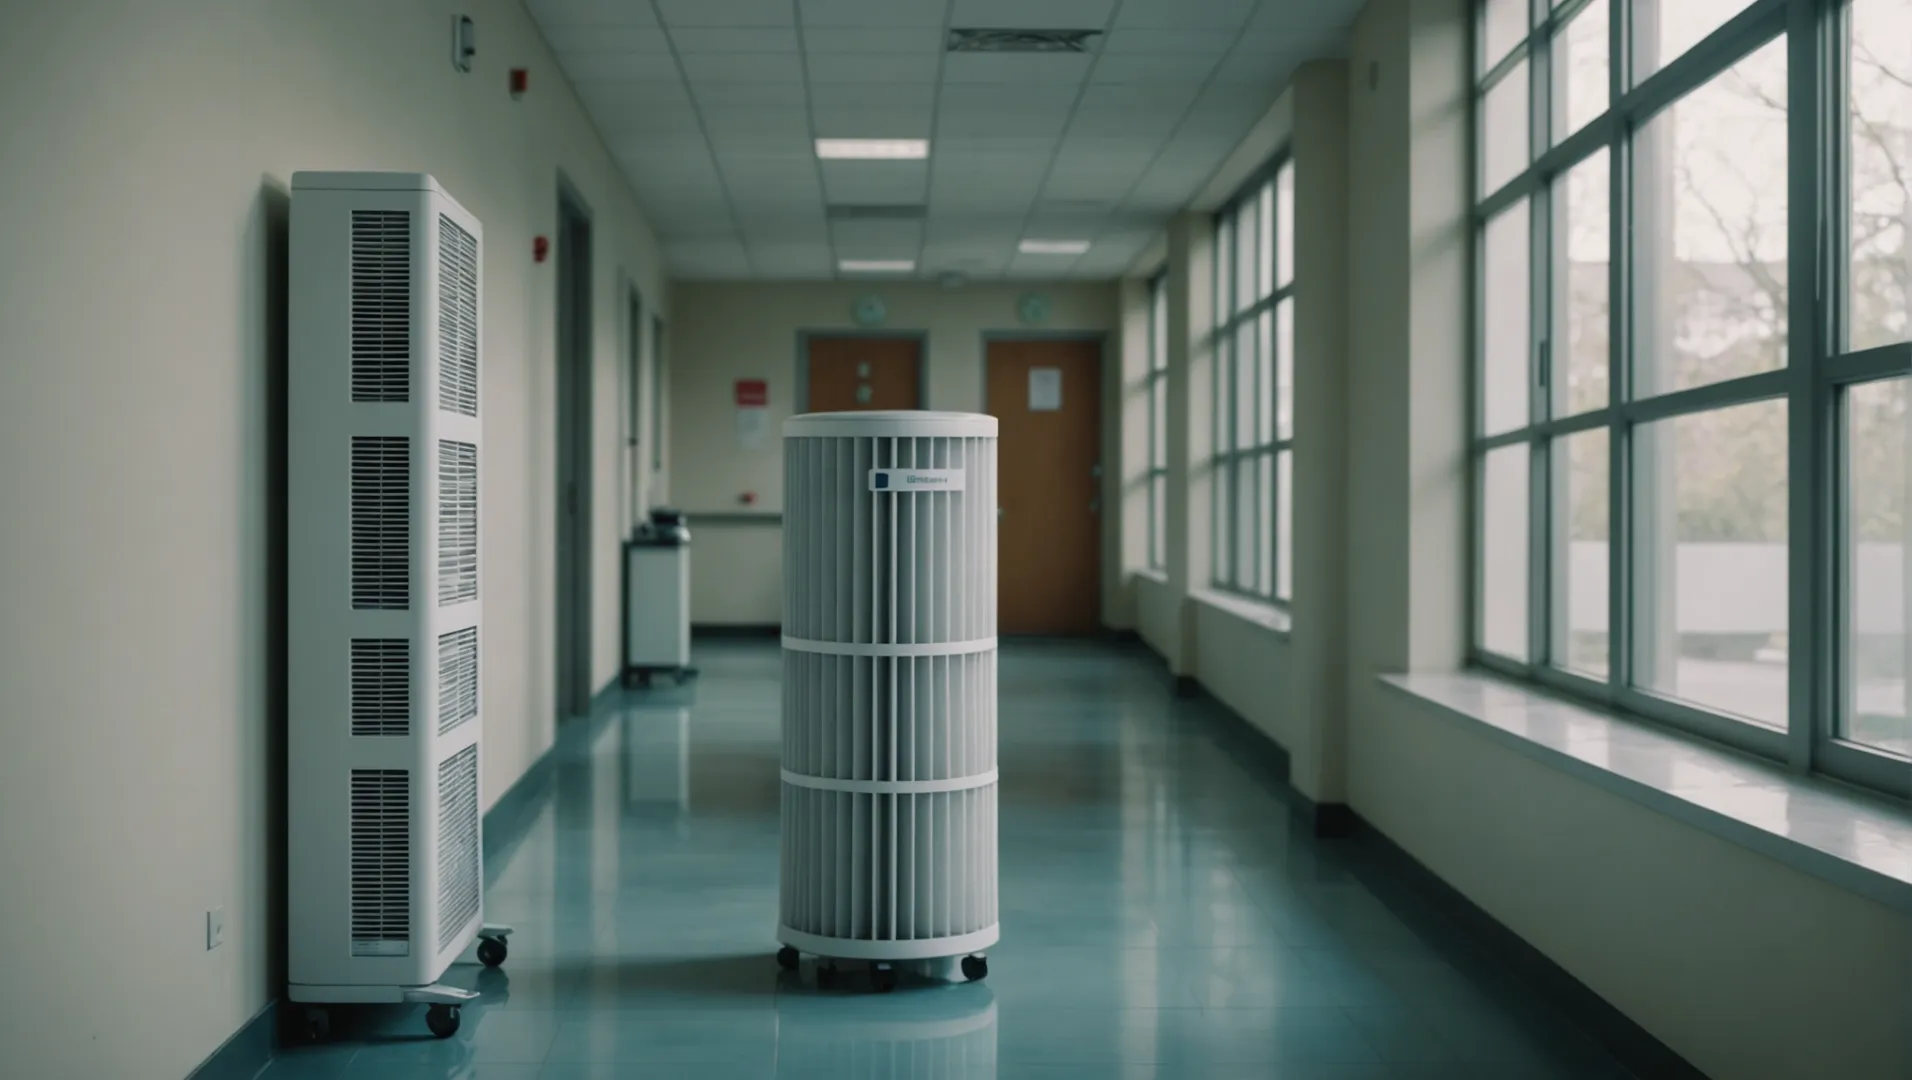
<box><xmin>477</xmin><ymin>936</ymin><xmax>508</xmax><ymax>968</ymax></box>
<box><xmin>636</xmin><ymin>671</ymin><xmax>653</xmax><ymax>688</ymax></box>
<box><xmin>777</xmin><ymin>946</ymin><xmax>800</xmax><ymax>972</ymax></box>
<box><xmin>425</xmin><ymin>1003</ymin><xmax>461</xmax><ymax>1039</ymax></box>
<box><xmin>816</xmin><ymin>964</ymin><xmax>839</xmax><ymax>990</ymax></box>
<box><xmin>871</xmin><ymin>965</ymin><xmax>898</xmax><ymax>993</ymax></box>
<box><xmin>961</xmin><ymin>955</ymin><xmax>988</xmax><ymax>982</ymax></box>
<box><xmin>302</xmin><ymin>1006</ymin><xmax>331</xmax><ymax>1043</ymax></box>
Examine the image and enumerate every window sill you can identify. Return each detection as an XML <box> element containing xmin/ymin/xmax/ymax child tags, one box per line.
<box><xmin>1132</xmin><ymin>567</ymin><xmax>1169</xmax><ymax>586</ymax></box>
<box><xmin>1193</xmin><ymin>588</ymin><xmax>1292</xmax><ymax>636</ymax></box>
<box><xmin>1380</xmin><ymin>671</ymin><xmax>1912</xmax><ymax>913</ymax></box>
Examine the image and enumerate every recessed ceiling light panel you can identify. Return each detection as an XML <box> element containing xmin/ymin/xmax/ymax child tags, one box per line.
<box><xmin>839</xmin><ymin>259</ymin><xmax>916</xmax><ymax>272</ymax></box>
<box><xmin>816</xmin><ymin>139</ymin><xmax>929</xmax><ymax>160</ymax></box>
<box><xmin>1018</xmin><ymin>239</ymin><xmax>1092</xmax><ymax>255</ymax></box>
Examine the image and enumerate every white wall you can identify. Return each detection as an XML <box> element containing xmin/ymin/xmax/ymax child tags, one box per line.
<box><xmin>668</xmin><ymin>281</ymin><xmax>1121</xmax><ymax>626</ymax></box>
<box><xmin>0</xmin><ymin>3</ymin><xmax>667</xmax><ymax>1078</ymax></box>
<box><xmin>1117</xmin><ymin>0</ymin><xmax>1912</xmax><ymax>1075</ymax></box>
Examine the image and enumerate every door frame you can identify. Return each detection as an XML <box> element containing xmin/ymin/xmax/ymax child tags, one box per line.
<box><xmin>981</xmin><ymin>331</ymin><xmax>1114</xmax><ymax>634</ymax></box>
<box><xmin>555</xmin><ymin>176</ymin><xmax>595</xmax><ymax>722</ymax></box>
<box><xmin>795</xmin><ymin>329</ymin><xmax>931</xmax><ymax>411</ymax></box>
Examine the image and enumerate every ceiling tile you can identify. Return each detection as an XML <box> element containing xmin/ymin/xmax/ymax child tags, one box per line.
<box><xmin>1067</xmin><ymin>107</ymin><xmax>1183</xmax><ymax>138</ymax></box>
<box><xmin>1097</xmin><ymin>28</ymin><xmax>1238</xmax><ymax>54</ymax></box>
<box><xmin>830</xmin><ymin>218</ymin><xmax>925</xmax><ymax>250</ymax></box>
<box><xmin>655</xmin><ymin>0</ymin><xmax>794</xmax><ymax>28</ymax></box>
<box><xmin>801</xmin><ymin>53</ymin><xmax>944</xmax><ymax>82</ymax></box>
<box><xmin>574</xmin><ymin>76</ymin><xmax>693</xmax><ymax>108</ymax></box>
<box><xmin>1076</xmin><ymin>81</ymin><xmax>1203</xmax><ymax>111</ymax></box>
<box><xmin>937</xmin><ymin>83</ymin><xmax>1080</xmax><ymax>111</ymax></box>
<box><xmin>1040</xmin><ymin>171</ymin><xmax>1147</xmax><ymax>203</ymax></box>
<box><xmin>935</xmin><ymin>107</ymin><xmax>1072</xmax><ymax>137</ymax></box>
<box><xmin>699</xmin><ymin>106</ymin><xmax>814</xmax><ymax>136</ymax></box>
<box><xmin>941</xmin><ymin>52</ymin><xmax>1095</xmax><ymax>84</ymax></box>
<box><xmin>820</xmin><ymin>161</ymin><xmax>930</xmax><ymax>203</ymax></box>
<box><xmin>1112</xmin><ymin>0</ymin><xmax>1257</xmax><ymax>29</ymax></box>
<box><xmin>1246</xmin><ymin>0</ymin><xmax>1364</xmax><ymax>35</ymax></box>
<box><xmin>1089</xmin><ymin>52</ymin><xmax>1223</xmax><ymax>83</ymax></box>
<box><xmin>557</xmin><ymin>53</ymin><xmax>683</xmax><ymax>80</ymax></box>
<box><xmin>800</xmin><ymin>0</ymin><xmax>951</xmax><ymax>26</ymax></box>
<box><xmin>687</xmin><ymin>81</ymin><xmax>809</xmax><ymax>108</ymax></box>
<box><xmin>670</xmin><ymin>27</ymin><xmax>801</xmax><ymax>52</ymax></box>
<box><xmin>680</xmin><ymin>52</ymin><xmax>806</xmax><ymax>81</ymax></box>
<box><xmin>799</xmin><ymin>26</ymin><xmax>943</xmax><ymax>53</ymax></box>
<box><xmin>812</xmin><ymin>107</ymin><xmax>933</xmax><ymax>139</ymax></box>
<box><xmin>949</xmin><ymin>0</ymin><xmax>1116</xmax><ymax>27</ymax></box>
<box><xmin>1210</xmin><ymin>50</ymin><xmax>1304</xmax><ymax>88</ymax></box>
<box><xmin>933</xmin><ymin>135</ymin><xmax>1059</xmax><ymax>156</ymax></box>
<box><xmin>744</xmin><ymin>243</ymin><xmax>835</xmax><ymax>276</ymax></box>
<box><xmin>705</xmin><ymin>130</ymin><xmax>816</xmax><ymax>155</ymax></box>
<box><xmin>737</xmin><ymin>217</ymin><xmax>830</xmax><ymax>242</ymax></box>
<box><xmin>527</xmin><ymin>0</ymin><xmax>660</xmax><ymax>26</ymax></box>
<box><xmin>540</xmin><ymin>25</ymin><xmax>671</xmax><ymax>52</ymax></box>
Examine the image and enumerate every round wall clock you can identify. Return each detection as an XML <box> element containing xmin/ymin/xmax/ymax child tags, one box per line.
<box><xmin>852</xmin><ymin>294</ymin><xmax>888</xmax><ymax>327</ymax></box>
<box><xmin>1017</xmin><ymin>292</ymin><xmax>1051</xmax><ymax>326</ymax></box>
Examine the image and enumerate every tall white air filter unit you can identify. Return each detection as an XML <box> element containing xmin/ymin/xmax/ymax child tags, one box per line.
<box><xmin>775</xmin><ymin>411</ymin><xmax>1000</xmax><ymax>992</ymax></box>
<box><xmin>287</xmin><ymin>172</ymin><xmax>509</xmax><ymax>1042</ymax></box>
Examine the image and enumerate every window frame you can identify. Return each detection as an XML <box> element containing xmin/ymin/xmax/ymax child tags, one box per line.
<box><xmin>1146</xmin><ymin>270</ymin><xmax>1171</xmax><ymax>570</ymax></box>
<box><xmin>1469</xmin><ymin>0</ymin><xmax>1912</xmax><ymax>799</ymax></box>
<box><xmin>1210</xmin><ymin>153</ymin><xmax>1297</xmax><ymax>606</ymax></box>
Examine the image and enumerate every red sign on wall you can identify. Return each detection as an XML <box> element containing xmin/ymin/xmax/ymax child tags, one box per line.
<box><xmin>734</xmin><ymin>378</ymin><xmax>768</xmax><ymax>408</ymax></box>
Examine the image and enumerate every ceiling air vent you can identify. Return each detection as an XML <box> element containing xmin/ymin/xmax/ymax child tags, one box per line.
<box><xmin>349</xmin><ymin>769</ymin><xmax>411</xmax><ymax>957</ymax></box>
<box><xmin>436</xmin><ymin>745</ymin><xmax>482</xmax><ymax>952</ymax></box>
<box><xmin>947</xmin><ymin>28</ymin><xmax>1102</xmax><ymax>53</ymax></box>
<box><xmin>826</xmin><ymin>204</ymin><xmax>927</xmax><ymax>221</ymax></box>
<box><xmin>350</xmin><ymin>639</ymin><xmax>410</xmax><ymax>737</ymax></box>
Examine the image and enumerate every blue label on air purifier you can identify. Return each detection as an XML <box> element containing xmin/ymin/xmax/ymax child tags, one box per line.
<box><xmin>868</xmin><ymin>468</ymin><xmax>965</xmax><ymax>492</ymax></box>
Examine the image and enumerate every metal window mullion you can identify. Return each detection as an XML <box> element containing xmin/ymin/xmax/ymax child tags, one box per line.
<box><xmin>1619</xmin><ymin>0</ymin><xmax>1788</xmax><ymax>127</ymax></box>
<box><xmin>1618</xmin><ymin>367</ymin><xmax>1794</xmax><ymax>424</ymax></box>
<box><xmin>1785</xmin><ymin>0</ymin><xmax>1829</xmax><ymax>773</ymax></box>
<box><xmin>1824</xmin><ymin>342</ymin><xmax>1912</xmax><ymax>385</ymax></box>
<box><xmin>1607</xmin><ymin>0</ymin><xmax>1631</xmax><ymax>698</ymax></box>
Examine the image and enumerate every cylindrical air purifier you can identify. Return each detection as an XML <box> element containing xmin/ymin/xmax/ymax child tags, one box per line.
<box><xmin>775</xmin><ymin>410</ymin><xmax>1000</xmax><ymax>990</ymax></box>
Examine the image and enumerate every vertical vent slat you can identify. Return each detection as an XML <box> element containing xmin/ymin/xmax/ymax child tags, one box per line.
<box><xmin>437</xmin><ymin>440</ymin><xmax>479</xmax><ymax>605</ymax></box>
<box><xmin>351</xmin><ymin>436</ymin><xmax>410</xmax><ymax>610</ymax></box>
<box><xmin>437</xmin><ymin>626</ymin><xmax>479</xmax><ymax>735</ymax></box>
<box><xmin>437</xmin><ymin>745</ymin><xmax>482</xmax><ymax>952</ymax></box>
<box><xmin>350</xmin><ymin>769</ymin><xmax>411</xmax><ymax>956</ymax></box>
<box><xmin>351</xmin><ymin>210</ymin><xmax>411</xmax><ymax>403</ymax></box>
<box><xmin>437</xmin><ymin>215</ymin><xmax>480</xmax><ymax>418</ymax></box>
<box><xmin>350</xmin><ymin>639</ymin><xmax>410</xmax><ymax>736</ymax></box>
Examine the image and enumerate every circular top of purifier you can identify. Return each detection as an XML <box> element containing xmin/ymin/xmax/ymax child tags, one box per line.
<box><xmin>784</xmin><ymin>410</ymin><xmax>998</xmax><ymax>439</ymax></box>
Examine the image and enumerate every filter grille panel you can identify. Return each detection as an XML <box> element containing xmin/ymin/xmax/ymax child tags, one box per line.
<box><xmin>436</xmin><ymin>745</ymin><xmax>482</xmax><ymax>953</ymax></box>
<box><xmin>350</xmin><ymin>638</ymin><xmax>410</xmax><ymax>737</ymax></box>
<box><xmin>437</xmin><ymin>215</ymin><xmax>479</xmax><ymax>418</ymax></box>
<box><xmin>351</xmin><ymin>436</ymin><xmax>411</xmax><ymax>610</ymax></box>
<box><xmin>350</xmin><ymin>210</ymin><xmax>411</xmax><ymax>403</ymax></box>
<box><xmin>438</xmin><ymin>627</ymin><xmax>479</xmax><ymax>735</ymax></box>
<box><xmin>783</xmin><ymin>651</ymin><xmax>997</xmax><ymax>783</ymax></box>
<box><xmin>437</xmin><ymin>440</ymin><xmax>479</xmax><ymax>605</ymax></box>
<box><xmin>350</xmin><ymin>769</ymin><xmax>411</xmax><ymax>957</ymax></box>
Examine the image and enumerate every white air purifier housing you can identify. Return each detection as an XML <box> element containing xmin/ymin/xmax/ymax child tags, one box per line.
<box><xmin>775</xmin><ymin>411</ymin><xmax>1000</xmax><ymax>990</ymax></box>
<box><xmin>286</xmin><ymin>171</ymin><xmax>508</xmax><ymax>1041</ymax></box>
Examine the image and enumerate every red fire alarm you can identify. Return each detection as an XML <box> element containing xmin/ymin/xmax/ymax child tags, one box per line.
<box><xmin>739</xmin><ymin>491</ymin><xmax>757</xmax><ymax>506</ymax></box>
<box><xmin>533</xmin><ymin>235</ymin><xmax>550</xmax><ymax>263</ymax></box>
<box><xmin>509</xmin><ymin>67</ymin><xmax>528</xmax><ymax>98</ymax></box>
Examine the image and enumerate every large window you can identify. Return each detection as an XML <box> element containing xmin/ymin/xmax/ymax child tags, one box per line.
<box><xmin>1147</xmin><ymin>271</ymin><xmax>1170</xmax><ymax>570</ymax></box>
<box><xmin>1473</xmin><ymin>0</ymin><xmax>1912</xmax><ymax>796</ymax></box>
<box><xmin>1212</xmin><ymin>158</ymin><xmax>1296</xmax><ymax>604</ymax></box>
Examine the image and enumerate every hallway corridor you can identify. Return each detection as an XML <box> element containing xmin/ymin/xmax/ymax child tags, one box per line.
<box><xmin>258</xmin><ymin>640</ymin><xmax>1636</xmax><ymax>1079</ymax></box>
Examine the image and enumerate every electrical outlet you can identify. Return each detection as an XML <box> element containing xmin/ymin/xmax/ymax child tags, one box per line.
<box><xmin>206</xmin><ymin>907</ymin><xmax>226</xmax><ymax>951</ymax></box>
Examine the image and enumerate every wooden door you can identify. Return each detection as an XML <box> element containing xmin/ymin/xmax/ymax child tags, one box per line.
<box><xmin>985</xmin><ymin>339</ymin><xmax>1103</xmax><ymax>635</ymax></box>
<box><xmin>806</xmin><ymin>337</ymin><xmax>922</xmax><ymax>412</ymax></box>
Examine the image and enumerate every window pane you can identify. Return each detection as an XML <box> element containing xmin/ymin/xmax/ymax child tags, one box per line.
<box><xmin>1483</xmin><ymin>0</ymin><xmax>1528</xmax><ymax>72</ymax></box>
<box><xmin>1848</xmin><ymin>0</ymin><xmax>1912</xmax><ymax>352</ymax></box>
<box><xmin>1214</xmin><ymin>457</ymin><xmax>1231</xmax><ymax>586</ymax></box>
<box><xmin>1275</xmin><ymin>298</ymin><xmax>1295</xmax><ymax>441</ymax></box>
<box><xmin>1259</xmin><ymin>182</ymin><xmax>1275</xmax><ymax>299</ymax></box>
<box><xmin>1276</xmin><ymin>161</ymin><xmax>1295</xmax><ymax>289</ymax></box>
<box><xmin>1632</xmin><ymin>399</ymin><xmax>1789</xmax><ymax>727</ymax></box>
<box><xmin>1151</xmin><ymin>377</ymin><xmax>1168</xmax><ymax>470</ymax></box>
<box><xmin>1632</xmin><ymin>36</ymin><xmax>1788</xmax><ymax>397</ymax></box>
<box><xmin>1236</xmin><ymin>456</ymin><xmax>1256</xmax><ymax>589</ymax></box>
<box><xmin>1630</xmin><ymin>0</ymin><xmax>1758</xmax><ymax>85</ymax></box>
<box><xmin>1257</xmin><ymin>310</ymin><xmax>1275</xmax><ymax>445</ymax></box>
<box><xmin>1483</xmin><ymin>200</ymin><xmax>1532</xmax><ymax>435</ymax></box>
<box><xmin>1214</xmin><ymin>219</ymin><xmax>1232</xmax><ymax>326</ymax></box>
<box><xmin>1150</xmin><ymin>473</ymin><xmax>1167</xmax><ymax>569</ymax></box>
<box><xmin>1553</xmin><ymin>0</ymin><xmax>1609</xmax><ymax>142</ymax></box>
<box><xmin>1482</xmin><ymin>444</ymin><xmax>1532</xmax><ymax>660</ymax></box>
<box><xmin>1256</xmin><ymin>453</ymin><xmax>1273</xmax><ymax>595</ymax></box>
<box><xmin>1235</xmin><ymin>323</ymin><xmax>1256</xmax><ymax>451</ymax></box>
<box><xmin>1482</xmin><ymin>59</ymin><xmax>1530</xmax><ymax>196</ymax></box>
<box><xmin>1236</xmin><ymin>199</ymin><xmax>1258</xmax><ymax>313</ymax></box>
<box><xmin>1844</xmin><ymin>377</ymin><xmax>1908</xmax><ymax>756</ymax></box>
<box><xmin>1276</xmin><ymin>449</ymin><xmax>1294</xmax><ymax>602</ymax></box>
<box><xmin>1552</xmin><ymin>428</ymin><xmax>1610</xmax><ymax>676</ymax></box>
<box><xmin>1556</xmin><ymin>148</ymin><xmax>1610</xmax><ymax>416</ymax></box>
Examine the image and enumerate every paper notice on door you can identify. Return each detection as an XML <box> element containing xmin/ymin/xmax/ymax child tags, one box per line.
<box><xmin>736</xmin><ymin>406</ymin><xmax>770</xmax><ymax>450</ymax></box>
<box><xmin>1028</xmin><ymin>366</ymin><xmax>1062</xmax><ymax>412</ymax></box>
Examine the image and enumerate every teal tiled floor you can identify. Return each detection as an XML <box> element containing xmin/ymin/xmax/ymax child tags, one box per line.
<box><xmin>259</xmin><ymin>639</ymin><xmax>1637</xmax><ymax>1079</ymax></box>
